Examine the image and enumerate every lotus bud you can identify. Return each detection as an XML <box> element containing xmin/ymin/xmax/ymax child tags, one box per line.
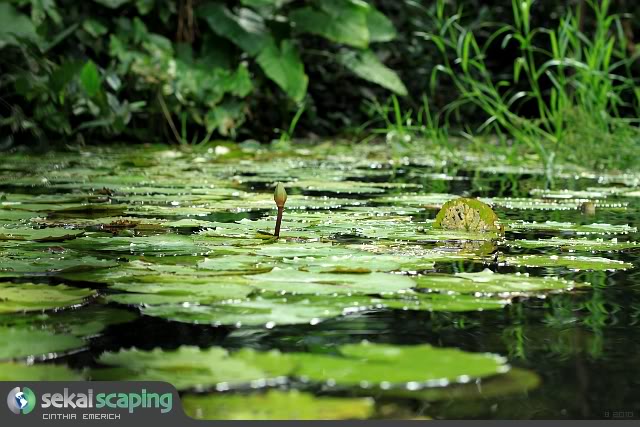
<box><xmin>274</xmin><ymin>182</ymin><xmax>287</xmax><ymax>208</ymax></box>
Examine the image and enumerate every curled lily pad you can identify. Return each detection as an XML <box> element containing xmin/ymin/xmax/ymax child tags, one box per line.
<box><xmin>434</xmin><ymin>198</ymin><xmax>501</xmax><ymax>233</ymax></box>
<box><xmin>183</xmin><ymin>390</ymin><xmax>374</xmax><ymax>420</ymax></box>
<box><xmin>500</xmin><ymin>255</ymin><xmax>633</xmax><ymax>271</ymax></box>
<box><xmin>415</xmin><ymin>269</ymin><xmax>585</xmax><ymax>296</ymax></box>
<box><xmin>0</xmin><ymin>282</ymin><xmax>96</xmax><ymax>313</ymax></box>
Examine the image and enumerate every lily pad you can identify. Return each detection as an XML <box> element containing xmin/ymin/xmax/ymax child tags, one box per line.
<box><xmin>0</xmin><ymin>305</ymin><xmax>137</xmax><ymax>337</ymax></box>
<box><xmin>139</xmin><ymin>295</ymin><xmax>376</xmax><ymax>327</ymax></box>
<box><xmin>0</xmin><ymin>282</ymin><xmax>96</xmax><ymax>313</ymax></box>
<box><xmin>0</xmin><ymin>327</ymin><xmax>85</xmax><ymax>360</ymax></box>
<box><xmin>500</xmin><ymin>255</ymin><xmax>633</xmax><ymax>271</ymax></box>
<box><xmin>507</xmin><ymin>221</ymin><xmax>637</xmax><ymax>235</ymax></box>
<box><xmin>0</xmin><ymin>363</ymin><xmax>83</xmax><ymax>381</ymax></box>
<box><xmin>95</xmin><ymin>342</ymin><xmax>509</xmax><ymax>391</ymax></box>
<box><xmin>415</xmin><ymin>269</ymin><xmax>585</xmax><ymax>296</ymax></box>
<box><xmin>505</xmin><ymin>237</ymin><xmax>639</xmax><ymax>251</ymax></box>
<box><xmin>183</xmin><ymin>390</ymin><xmax>374</xmax><ymax>420</ymax></box>
<box><xmin>0</xmin><ymin>227</ymin><xmax>84</xmax><ymax>242</ymax></box>
<box><xmin>246</xmin><ymin>268</ymin><xmax>415</xmax><ymax>295</ymax></box>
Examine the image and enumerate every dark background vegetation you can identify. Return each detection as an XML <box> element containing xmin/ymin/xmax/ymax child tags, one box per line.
<box><xmin>1</xmin><ymin>0</ymin><xmax>639</xmax><ymax>170</ymax></box>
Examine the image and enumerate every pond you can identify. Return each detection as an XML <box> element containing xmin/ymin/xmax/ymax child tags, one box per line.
<box><xmin>1</xmin><ymin>143</ymin><xmax>639</xmax><ymax>420</ymax></box>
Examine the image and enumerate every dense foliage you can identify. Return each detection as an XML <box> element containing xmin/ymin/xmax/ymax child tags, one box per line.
<box><xmin>2</xmin><ymin>0</ymin><xmax>640</xmax><ymax>171</ymax></box>
<box><xmin>0</xmin><ymin>0</ymin><xmax>406</xmax><ymax>145</ymax></box>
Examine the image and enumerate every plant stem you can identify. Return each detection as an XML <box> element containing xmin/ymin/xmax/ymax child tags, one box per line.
<box><xmin>274</xmin><ymin>206</ymin><xmax>284</xmax><ymax>238</ymax></box>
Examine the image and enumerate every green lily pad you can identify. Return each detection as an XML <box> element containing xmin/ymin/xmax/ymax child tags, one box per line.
<box><xmin>0</xmin><ymin>327</ymin><xmax>85</xmax><ymax>360</ymax></box>
<box><xmin>246</xmin><ymin>268</ymin><xmax>415</xmax><ymax>295</ymax></box>
<box><xmin>0</xmin><ymin>363</ymin><xmax>83</xmax><ymax>381</ymax></box>
<box><xmin>0</xmin><ymin>282</ymin><xmax>96</xmax><ymax>313</ymax></box>
<box><xmin>507</xmin><ymin>221</ymin><xmax>637</xmax><ymax>235</ymax></box>
<box><xmin>95</xmin><ymin>342</ymin><xmax>509</xmax><ymax>390</ymax></box>
<box><xmin>377</xmin><ymin>292</ymin><xmax>509</xmax><ymax>312</ymax></box>
<box><xmin>0</xmin><ymin>227</ymin><xmax>84</xmax><ymax>242</ymax></box>
<box><xmin>285</xmin><ymin>342</ymin><xmax>508</xmax><ymax>387</ymax></box>
<box><xmin>500</xmin><ymin>255</ymin><xmax>633</xmax><ymax>271</ymax></box>
<box><xmin>0</xmin><ymin>254</ymin><xmax>118</xmax><ymax>278</ymax></box>
<box><xmin>505</xmin><ymin>237</ymin><xmax>639</xmax><ymax>251</ymax></box>
<box><xmin>0</xmin><ymin>305</ymin><xmax>137</xmax><ymax>337</ymax></box>
<box><xmin>434</xmin><ymin>198</ymin><xmax>501</xmax><ymax>233</ymax></box>
<box><xmin>139</xmin><ymin>295</ymin><xmax>376</xmax><ymax>327</ymax></box>
<box><xmin>385</xmin><ymin>367</ymin><xmax>540</xmax><ymax>401</ymax></box>
<box><xmin>107</xmin><ymin>275</ymin><xmax>254</xmax><ymax>306</ymax></box>
<box><xmin>415</xmin><ymin>269</ymin><xmax>585</xmax><ymax>296</ymax></box>
<box><xmin>183</xmin><ymin>390</ymin><xmax>374</xmax><ymax>420</ymax></box>
<box><xmin>94</xmin><ymin>346</ymin><xmax>291</xmax><ymax>390</ymax></box>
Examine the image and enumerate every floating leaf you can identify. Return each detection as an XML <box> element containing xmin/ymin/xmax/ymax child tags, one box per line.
<box><xmin>415</xmin><ymin>269</ymin><xmax>585</xmax><ymax>296</ymax></box>
<box><xmin>140</xmin><ymin>295</ymin><xmax>375</xmax><ymax>327</ymax></box>
<box><xmin>0</xmin><ymin>327</ymin><xmax>85</xmax><ymax>360</ymax></box>
<box><xmin>504</xmin><ymin>237</ymin><xmax>639</xmax><ymax>251</ymax></box>
<box><xmin>0</xmin><ymin>282</ymin><xmax>95</xmax><ymax>313</ymax></box>
<box><xmin>500</xmin><ymin>255</ymin><xmax>632</xmax><ymax>271</ymax></box>
<box><xmin>183</xmin><ymin>390</ymin><xmax>374</xmax><ymax>420</ymax></box>
<box><xmin>0</xmin><ymin>227</ymin><xmax>84</xmax><ymax>242</ymax></box>
<box><xmin>0</xmin><ymin>363</ymin><xmax>83</xmax><ymax>381</ymax></box>
<box><xmin>95</xmin><ymin>342</ymin><xmax>508</xmax><ymax>390</ymax></box>
<box><xmin>507</xmin><ymin>221</ymin><xmax>637</xmax><ymax>235</ymax></box>
<box><xmin>246</xmin><ymin>268</ymin><xmax>415</xmax><ymax>295</ymax></box>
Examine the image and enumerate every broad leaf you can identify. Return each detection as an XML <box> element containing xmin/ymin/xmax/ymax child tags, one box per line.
<box><xmin>256</xmin><ymin>39</ymin><xmax>308</xmax><ymax>102</ymax></box>
<box><xmin>338</xmin><ymin>50</ymin><xmax>407</xmax><ymax>95</ymax></box>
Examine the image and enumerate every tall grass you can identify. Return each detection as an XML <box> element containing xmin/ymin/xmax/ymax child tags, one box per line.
<box><xmin>419</xmin><ymin>0</ymin><xmax>639</xmax><ymax>174</ymax></box>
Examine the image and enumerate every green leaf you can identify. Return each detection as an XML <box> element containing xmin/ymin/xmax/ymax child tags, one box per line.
<box><xmin>256</xmin><ymin>39</ymin><xmax>308</xmax><ymax>102</ymax></box>
<box><xmin>285</xmin><ymin>342</ymin><xmax>508</xmax><ymax>387</ymax></box>
<box><xmin>338</xmin><ymin>50</ymin><xmax>407</xmax><ymax>96</ymax></box>
<box><xmin>183</xmin><ymin>390</ymin><xmax>374</xmax><ymax>420</ymax></box>
<box><xmin>247</xmin><ymin>268</ymin><xmax>415</xmax><ymax>295</ymax></box>
<box><xmin>367</xmin><ymin>9</ymin><xmax>396</xmax><ymax>42</ymax></box>
<box><xmin>0</xmin><ymin>227</ymin><xmax>84</xmax><ymax>242</ymax></box>
<box><xmin>94</xmin><ymin>346</ymin><xmax>291</xmax><ymax>390</ymax></box>
<box><xmin>80</xmin><ymin>61</ymin><xmax>101</xmax><ymax>98</ymax></box>
<box><xmin>500</xmin><ymin>255</ymin><xmax>633</xmax><ymax>271</ymax></box>
<box><xmin>0</xmin><ymin>3</ymin><xmax>39</xmax><ymax>49</ymax></box>
<box><xmin>0</xmin><ymin>327</ymin><xmax>85</xmax><ymax>360</ymax></box>
<box><xmin>505</xmin><ymin>237</ymin><xmax>639</xmax><ymax>251</ymax></box>
<box><xmin>0</xmin><ymin>363</ymin><xmax>83</xmax><ymax>381</ymax></box>
<box><xmin>415</xmin><ymin>269</ymin><xmax>586</xmax><ymax>296</ymax></box>
<box><xmin>0</xmin><ymin>282</ymin><xmax>96</xmax><ymax>313</ymax></box>
<box><xmin>290</xmin><ymin>0</ymin><xmax>370</xmax><ymax>48</ymax></box>
<box><xmin>198</xmin><ymin>3</ymin><xmax>267</xmax><ymax>55</ymax></box>
<box><xmin>139</xmin><ymin>295</ymin><xmax>376</xmax><ymax>327</ymax></box>
<box><xmin>92</xmin><ymin>0</ymin><xmax>131</xmax><ymax>8</ymax></box>
<box><xmin>95</xmin><ymin>342</ymin><xmax>509</xmax><ymax>390</ymax></box>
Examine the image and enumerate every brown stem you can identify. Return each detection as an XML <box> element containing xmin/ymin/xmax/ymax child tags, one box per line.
<box><xmin>274</xmin><ymin>206</ymin><xmax>284</xmax><ymax>238</ymax></box>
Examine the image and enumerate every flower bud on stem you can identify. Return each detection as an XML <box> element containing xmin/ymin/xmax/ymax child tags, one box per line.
<box><xmin>274</xmin><ymin>182</ymin><xmax>287</xmax><ymax>238</ymax></box>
